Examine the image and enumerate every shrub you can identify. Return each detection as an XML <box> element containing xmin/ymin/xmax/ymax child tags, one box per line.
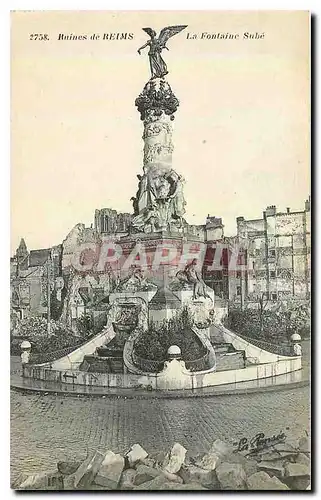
<box><xmin>11</xmin><ymin>315</ymin><xmax>80</xmax><ymax>354</ymax></box>
<box><xmin>225</xmin><ymin>299</ymin><xmax>311</xmax><ymax>342</ymax></box>
<box><xmin>134</xmin><ymin>307</ymin><xmax>206</xmax><ymax>362</ymax></box>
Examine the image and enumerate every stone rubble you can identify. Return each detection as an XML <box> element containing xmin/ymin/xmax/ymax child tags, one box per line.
<box><xmin>14</xmin><ymin>433</ymin><xmax>311</xmax><ymax>491</ymax></box>
<box><xmin>216</xmin><ymin>462</ymin><xmax>247</xmax><ymax>490</ymax></box>
<box><xmin>73</xmin><ymin>450</ymin><xmax>105</xmax><ymax>489</ymax></box>
<box><xmin>125</xmin><ymin>443</ymin><xmax>148</xmax><ymax>467</ymax></box>
<box><xmin>162</xmin><ymin>442</ymin><xmax>187</xmax><ymax>474</ymax></box>
<box><xmin>246</xmin><ymin>471</ymin><xmax>290</xmax><ymax>490</ymax></box>
<box><xmin>94</xmin><ymin>450</ymin><xmax>125</xmax><ymax>489</ymax></box>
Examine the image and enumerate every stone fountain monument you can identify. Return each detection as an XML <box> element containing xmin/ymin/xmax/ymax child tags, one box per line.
<box><xmin>21</xmin><ymin>25</ymin><xmax>302</xmax><ymax>392</ymax></box>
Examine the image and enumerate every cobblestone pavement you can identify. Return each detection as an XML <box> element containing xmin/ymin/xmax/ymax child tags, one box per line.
<box><xmin>10</xmin><ymin>386</ymin><xmax>310</xmax><ymax>484</ymax></box>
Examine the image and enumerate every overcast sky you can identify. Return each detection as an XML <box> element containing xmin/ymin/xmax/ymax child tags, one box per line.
<box><xmin>11</xmin><ymin>10</ymin><xmax>309</xmax><ymax>253</ymax></box>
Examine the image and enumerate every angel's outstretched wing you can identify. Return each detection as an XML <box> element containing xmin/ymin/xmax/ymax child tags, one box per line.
<box><xmin>158</xmin><ymin>25</ymin><xmax>188</xmax><ymax>46</ymax></box>
<box><xmin>142</xmin><ymin>27</ymin><xmax>156</xmax><ymax>38</ymax></box>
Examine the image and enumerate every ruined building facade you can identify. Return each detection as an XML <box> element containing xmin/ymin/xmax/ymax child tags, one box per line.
<box><xmin>229</xmin><ymin>198</ymin><xmax>311</xmax><ymax>304</ymax></box>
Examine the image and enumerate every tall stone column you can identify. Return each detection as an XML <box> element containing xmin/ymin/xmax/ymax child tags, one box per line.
<box><xmin>131</xmin><ymin>78</ymin><xmax>186</xmax><ymax>233</ymax></box>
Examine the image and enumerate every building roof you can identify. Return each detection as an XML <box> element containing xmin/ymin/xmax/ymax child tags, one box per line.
<box><xmin>149</xmin><ymin>285</ymin><xmax>181</xmax><ymax>310</ymax></box>
<box><xmin>28</xmin><ymin>249</ymin><xmax>50</xmax><ymax>267</ymax></box>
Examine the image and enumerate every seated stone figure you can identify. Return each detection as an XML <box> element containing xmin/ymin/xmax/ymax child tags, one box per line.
<box><xmin>176</xmin><ymin>259</ymin><xmax>211</xmax><ymax>300</ymax></box>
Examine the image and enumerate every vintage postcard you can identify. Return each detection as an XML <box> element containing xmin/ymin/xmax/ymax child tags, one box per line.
<box><xmin>10</xmin><ymin>10</ymin><xmax>310</xmax><ymax>491</ymax></box>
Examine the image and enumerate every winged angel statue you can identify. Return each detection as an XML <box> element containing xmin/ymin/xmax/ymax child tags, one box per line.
<box><xmin>138</xmin><ymin>25</ymin><xmax>187</xmax><ymax>79</ymax></box>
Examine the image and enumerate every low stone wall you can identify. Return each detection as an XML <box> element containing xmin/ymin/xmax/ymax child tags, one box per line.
<box><xmin>212</xmin><ymin>323</ymin><xmax>296</xmax><ymax>364</ymax></box>
<box><xmin>23</xmin><ymin>355</ymin><xmax>301</xmax><ymax>391</ymax></box>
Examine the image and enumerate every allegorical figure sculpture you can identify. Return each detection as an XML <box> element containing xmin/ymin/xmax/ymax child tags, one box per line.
<box><xmin>131</xmin><ymin>167</ymin><xmax>186</xmax><ymax>232</ymax></box>
<box><xmin>176</xmin><ymin>259</ymin><xmax>211</xmax><ymax>300</ymax></box>
<box><xmin>138</xmin><ymin>25</ymin><xmax>187</xmax><ymax>79</ymax></box>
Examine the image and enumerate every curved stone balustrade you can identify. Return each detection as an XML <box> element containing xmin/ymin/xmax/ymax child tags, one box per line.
<box><xmin>231</xmin><ymin>334</ymin><xmax>293</xmax><ymax>357</ymax></box>
<box><xmin>211</xmin><ymin>323</ymin><xmax>298</xmax><ymax>364</ymax></box>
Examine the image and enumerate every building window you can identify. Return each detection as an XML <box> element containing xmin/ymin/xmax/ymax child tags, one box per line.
<box><xmin>236</xmin><ymin>271</ymin><xmax>242</xmax><ymax>278</ymax></box>
<box><xmin>236</xmin><ymin>286</ymin><xmax>241</xmax><ymax>296</ymax></box>
<box><xmin>269</xmin><ymin>249</ymin><xmax>276</xmax><ymax>257</ymax></box>
<box><xmin>270</xmin><ymin>270</ymin><xmax>276</xmax><ymax>279</ymax></box>
<box><xmin>271</xmin><ymin>292</ymin><xmax>278</xmax><ymax>301</ymax></box>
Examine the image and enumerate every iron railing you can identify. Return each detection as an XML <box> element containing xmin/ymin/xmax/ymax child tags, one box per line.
<box><xmin>220</xmin><ymin>327</ymin><xmax>293</xmax><ymax>356</ymax></box>
<box><xmin>132</xmin><ymin>352</ymin><xmax>164</xmax><ymax>373</ymax></box>
<box><xmin>185</xmin><ymin>351</ymin><xmax>211</xmax><ymax>372</ymax></box>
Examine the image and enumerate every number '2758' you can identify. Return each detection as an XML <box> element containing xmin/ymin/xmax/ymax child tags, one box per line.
<box><xmin>29</xmin><ymin>34</ymin><xmax>49</xmax><ymax>41</ymax></box>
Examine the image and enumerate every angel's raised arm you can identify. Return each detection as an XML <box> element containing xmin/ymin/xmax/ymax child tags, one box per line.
<box><xmin>138</xmin><ymin>41</ymin><xmax>150</xmax><ymax>53</ymax></box>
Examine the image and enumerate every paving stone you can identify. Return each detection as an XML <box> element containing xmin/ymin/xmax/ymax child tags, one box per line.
<box><xmin>73</xmin><ymin>450</ymin><xmax>105</xmax><ymax>489</ymax></box>
<box><xmin>209</xmin><ymin>439</ymin><xmax>234</xmax><ymax>459</ymax></box>
<box><xmin>150</xmin><ymin>450</ymin><xmax>167</xmax><ymax>465</ymax></box>
<box><xmin>125</xmin><ymin>443</ymin><xmax>148</xmax><ymax>467</ymax></box>
<box><xmin>247</xmin><ymin>471</ymin><xmax>290</xmax><ymax>490</ymax></box>
<box><xmin>133</xmin><ymin>474</ymin><xmax>168</xmax><ymax>490</ymax></box>
<box><xmin>63</xmin><ymin>472</ymin><xmax>77</xmax><ymax>490</ymax></box>
<box><xmin>89</xmin><ymin>483</ymin><xmax>112</xmax><ymax>490</ymax></box>
<box><xmin>157</xmin><ymin>481</ymin><xmax>207</xmax><ymax>490</ymax></box>
<box><xmin>284</xmin><ymin>476</ymin><xmax>311</xmax><ymax>491</ymax></box>
<box><xmin>57</xmin><ymin>461</ymin><xmax>81</xmax><ymax>475</ymax></box>
<box><xmin>159</xmin><ymin>468</ymin><xmax>183</xmax><ymax>483</ymax></box>
<box><xmin>18</xmin><ymin>471</ymin><xmax>64</xmax><ymax>490</ymax></box>
<box><xmin>11</xmin><ymin>472</ymin><xmax>29</xmax><ymax>489</ymax></box>
<box><xmin>257</xmin><ymin>460</ymin><xmax>285</xmax><ymax>477</ymax></box>
<box><xmin>163</xmin><ymin>442</ymin><xmax>187</xmax><ymax>474</ymax></box>
<box><xmin>178</xmin><ymin>464</ymin><xmax>217</xmax><ymax>487</ymax></box>
<box><xmin>216</xmin><ymin>462</ymin><xmax>247</xmax><ymax>490</ymax></box>
<box><xmin>135</xmin><ymin>475</ymin><xmax>206</xmax><ymax>491</ymax></box>
<box><xmin>94</xmin><ymin>450</ymin><xmax>124</xmax><ymax>489</ymax></box>
<box><xmin>295</xmin><ymin>453</ymin><xmax>310</xmax><ymax>468</ymax></box>
<box><xmin>220</xmin><ymin>452</ymin><xmax>258</xmax><ymax>477</ymax></box>
<box><xmin>119</xmin><ymin>468</ymin><xmax>136</xmax><ymax>490</ymax></box>
<box><xmin>298</xmin><ymin>436</ymin><xmax>310</xmax><ymax>454</ymax></box>
<box><xmin>139</xmin><ymin>457</ymin><xmax>156</xmax><ymax>468</ymax></box>
<box><xmin>284</xmin><ymin>462</ymin><xmax>310</xmax><ymax>478</ymax></box>
<box><xmin>195</xmin><ymin>452</ymin><xmax>220</xmax><ymax>470</ymax></box>
<box><xmin>133</xmin><ymin>464</ymin><xmax>161</xmax><ymax>485</ymax></box>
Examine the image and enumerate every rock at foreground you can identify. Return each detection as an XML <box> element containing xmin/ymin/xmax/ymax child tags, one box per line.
<box><xmin>257</xmin><ymin>460</ymin><xmax>285</xmax><ymax>478</ymax></box>
<box><xmin>284</xmin><ymin>462</ymin><xmax>310</xmax><ymax>478</ymax></box>
<box><xmin>73</xmin><ymin>450</ymin><xmax>105</xmax><ymax>489</ymax></box>
<box><xmin>134</xmin><ymin>475</ymin><xmax>206</xmax><ymax>491</ymax></box>
<box><xmin>221</xmin><ymin>452</ymin><xmax>258</xmax><ymax>477</ymax></box>
<box><xmin>195</xmin><ymin>452</ymin><xmax>220</xmax><ymax>471</ymax></box>
<box><xmin>17</xmin><ymin>471</ymin><xmax>64</xmax><ymax>490</ymax></box>
<box><xmin>209</xmin><ymin>439</ymin><xmax>234</xmax><ymax>459</ymax></box>
<box><xmin>295</xmin><ymin>453</ymin><xmax>310</xmax><ymax>468</ymax></box>
<box><xmin>125</xmin><ymin>443</ymin><xmax>148</xmax><ymax>467</ymax></box>
<box><xmin>162</xmin><ymin>442</ymin><xmax>187</xmax><ymax>474</ymax></box>
<box><xmin>133</xmin><ymin>464</ymin><xmax>161</xmax><ymax>486</ymax></box>
<box><xmin>247</xmin><ymin>471</ymin><xmax>289</xmax><ymax>490</ymax></box>
<box><xmin>94</xmin><ymin>450</ymin><xmax>125</xmax><ymax>489</ymax></box>
<box><xmin>178</xmin><ymin>464</ymin><xmax>218</xmax><ymax>488</ymax></box>
<box><xmin>119</xmin><ymin>468</ymin><xmax>136</xmax><ymax>490</ymax></box>
<box><xmin>283</xmin><ymin>462</ymin><xmax>311</xmax><ymax>490</ymax></box>
<box><xmin>216</xmin><ymin>462</ymin><xmax>247</xmax><ymax>490</ymax></box>
<box><xmin>157</xmin><ymin>481</ymin><xmax>208</xmax><ymax>490</ymax></box>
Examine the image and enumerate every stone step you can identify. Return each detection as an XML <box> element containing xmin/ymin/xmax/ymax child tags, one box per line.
<box><xmin>211</xmin><ymin>343</ymin><xmax>235</xmax><ymax>354</ymax></box>
<box><xmin>209</xmin><ymin>324</ymin><xmax>226</xmax><ymax>344</ymax></box>
<box><xmin>216</xmin><ymin>351</ymin><xmax>246</xmax><ymax>371</ymax></box>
